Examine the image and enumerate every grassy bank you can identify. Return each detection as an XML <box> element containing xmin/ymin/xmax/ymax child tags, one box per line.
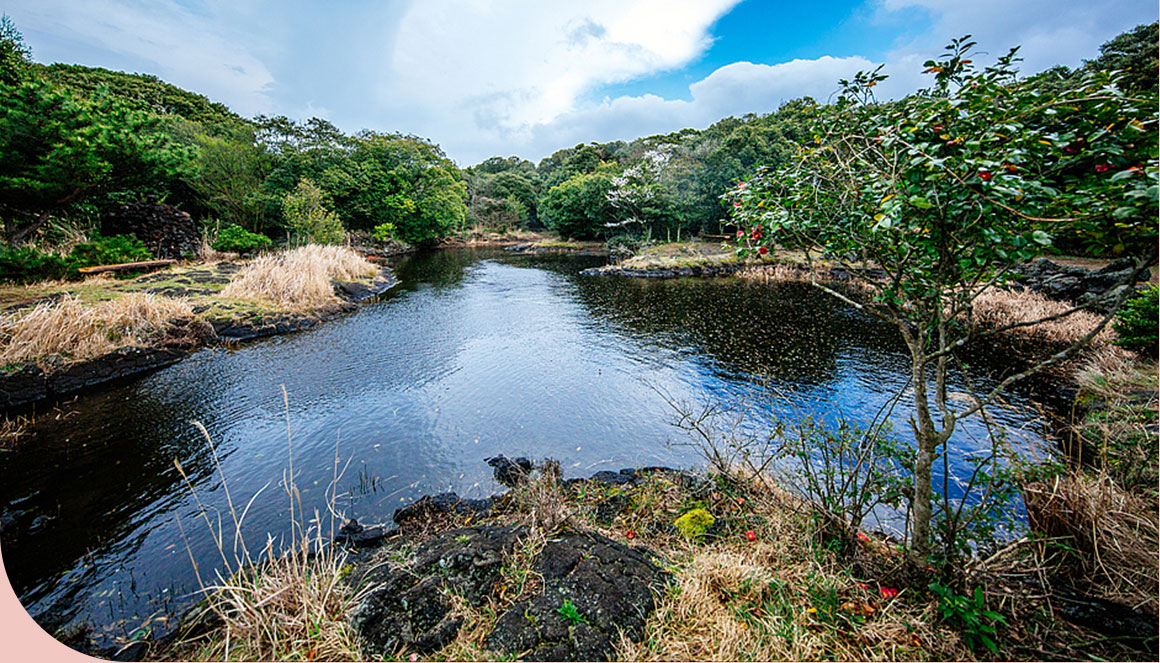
<box><xmin>0</xmin><ymin>244</ymin><xmax>385</xmax><ymax>380</ymax></box>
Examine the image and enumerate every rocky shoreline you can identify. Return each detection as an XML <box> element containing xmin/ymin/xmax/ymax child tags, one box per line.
<box><xmin>0</xmin><ymin>268</ymin><xmax>398</xmax><ymax>411</ymax></box>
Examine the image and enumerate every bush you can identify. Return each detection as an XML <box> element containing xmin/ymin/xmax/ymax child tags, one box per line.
<box><xmin>1113</xmin><ymin>285</ymin><xmax>1158</xmax><ymax>354</ymax></box>
<box><xmin>605</xmin><ymin>234</ymin><xmax>642</xmax><ymax>260</ymax></box>
<box><xmin>371</xmin><ymin>223</ymin><xmax>396</xmax><ymax>243</ymax></box>
<box><xmin>0</xmin><ymin>246</ymin><xmax>72</xmax><ymax>283</ymax></box>
<box><xmin>283</xmin><ymin>179</ymin><xmax>346</xmax><ymax>245</ymax></box>
<box><xmin>212</xmin><ymin>224</ymin><xmax>272</xmax><ymax>254</ymax></box>
<box><xmin>68</xmin><ymin>234</ymin><xmax>151</xmax><ymax>269</ymax></box>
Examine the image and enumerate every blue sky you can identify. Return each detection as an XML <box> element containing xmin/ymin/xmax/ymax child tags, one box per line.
<box><xmin>4</xmin><ymin>1</ymin><xmax>1157</xmax><ymax>165</ymax></box>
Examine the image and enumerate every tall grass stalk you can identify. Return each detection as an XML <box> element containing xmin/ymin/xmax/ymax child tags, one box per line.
<box><xmin>170</xmin><ymin>389</ymin><xmax>363</xmax><ymax>661</ymax></box>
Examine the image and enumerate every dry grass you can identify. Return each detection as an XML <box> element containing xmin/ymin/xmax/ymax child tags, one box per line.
<box><xmin>1023</xmin><ymin>472</ymin><xmax>1159</xmax><ymax>612</ymax></box>
<box><xmin>737</xmin><ymin>262</ymin><xmax>831</xmax><ymax>284</ymax></box>
<box><xmin>166</xmin><ymin>412</ymin><xmax>363</xmax><ymax>662</ymax></box>
<box><xmin>170</xmin><ymin>535</ymin><xmax>364</xmax><ymax>662</ymax></box>
<box><xmin>220</xmin><ymin>245</ymin><xmax>378</xmax><ymax>308</ymax></box>
<box><xmin>608</xmin><ymin>471</ymin><xmax>963</xmax><ymax>662</ymax></box>
<box><xmin>0</xmin><ymin>292</ymin><xmax>195</xmax><ymax>365</ymax></box>
<box><xmin>970</xmin><ymin>288</ymin><xmax>1114</xmax><ymax>347</ymax></box>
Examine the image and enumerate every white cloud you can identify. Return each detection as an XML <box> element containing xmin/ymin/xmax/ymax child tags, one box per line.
<box><xmin>6</xmin><ymin>0</ymin><xmax>279</xmax><ymax>116</ymax></box>
<box><xmin>383</xmin><ymin>1</ymin><xmax>740</xmax><ymax>134</ymax></box>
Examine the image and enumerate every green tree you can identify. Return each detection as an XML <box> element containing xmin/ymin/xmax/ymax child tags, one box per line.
<box><xmin>729</xmin><ymin>38</ymin><xmax>1158</xmax><ymax>566</ymax></box>
<box><xmin>0</xmin><ymin>14</ymin><xmax>31</xmax><ymax>86</ymax></box>
<box><xmin>282</xmin><ymin>178</ymin><xmax>345</xmax><ymax>244</ymax></box>
<box><xmin>0</xmin><ymin>79</ymin><xmax>194</xmax><ymax>243</ymax></box>
<box><xmin>540</xmin><ymin>164</ymin><xmax>620</xmax><ymax>239</ymax></box>
<box><xmin>1084</xmin><ymin>22</ymin><xmax>1159</xmax><ymax>93</ymax></box>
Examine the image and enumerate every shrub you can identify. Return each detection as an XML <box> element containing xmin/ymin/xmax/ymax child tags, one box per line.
<box><xmin>371</xmin><ymin>222</ymin><xmax>396</xmax><ymax>243</ymax></box>
<box><xmin>68</xmin><ymin>234</ymin><xmax>151</xmax><ymax>269</ymax></box>
<box><xmin>929</xmin><ymin>584</ymin><xmax>1007</xmax><ymax>654</ymax></box>
<box><xmin>1113</xmin><ymin>285</ymin><xmax>1158</xmax><ymax>354</ymax></box>
<box><xmin>674</xmin><ymin>508</ymin><xmax>715</xmax><ymax>539</ymax></box>
<box><xmin>212</xmin><ymin>224</ymin><xmax>272</xmax><ymax>254</ymax></box>
<box><xmin>605</xmin><ymin>234</ymin><xmax>642</xmax><ymax>260</ymax></box>
<box><xmin>282</xmin><ymin>179</ymin><xmax>346</xmax><ymax>245</ymax></box>
<box><xmin>0</xmin><ymin>245</ymin><xmax>72</xmax><ymax>283</ymax></box>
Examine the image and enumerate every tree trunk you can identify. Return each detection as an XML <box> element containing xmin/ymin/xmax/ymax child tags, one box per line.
<box><xmin>909</xmin><ymin>355</ymin><xmax>939</xmax><ymax>564</ymax></box>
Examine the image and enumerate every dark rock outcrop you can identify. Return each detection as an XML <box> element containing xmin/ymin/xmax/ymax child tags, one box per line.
<box><xmin>1011</xmin><ymin>257</ymin><xmax>1151</xmax><ymax>313</ymax></box>
<box><xmin>487</xmin><ymin>455</ymin><xmax>534</xmax><ymax>487</ymax></box>
<box><xmin>102</xmin><ymin>202</ymin><xmax>200</xmax><ymax>260</ymax></box>
<box><xmin>349</xmin><ymin>525</ymin><xmax>527</xmax><ymax>658</ymax></box>
<box><xmin>486</xmin><ymin>531</ymin><xmax>669</xmax><ymax>661</ymax></box>
<box><xmin>393</xmin><ymin>492</ymin><xmax>494</xmax><ymax>529</ymax></box>
<box><xmin>0</xmin><ymin>346</ymin><xmax>191</xmax><ymax>410</ymax></box>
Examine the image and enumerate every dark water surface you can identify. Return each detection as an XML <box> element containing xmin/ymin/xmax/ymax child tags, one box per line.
<box><xmin>0</xmin><ymin>248</ymin><xmax>1053</xmax><ymax>645</ymax></box>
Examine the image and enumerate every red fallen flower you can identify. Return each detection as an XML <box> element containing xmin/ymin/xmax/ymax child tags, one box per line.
<box><xmin>857</xmin><ymin>582</ymin><xmax>869</xmax><ymax>590</ymax></box>
<box><xmin>736</xmin><ymin>497</ymin><xmax>746</xmax><ymax>505</ymax></box>
<box><xmin>625</xmin><ymin>530</ymin><xmax>635</xmax><ymax>540</ymax></box>
<box><xmin>978</xmin><ymin>171</ymin><xmax>992</xmax><ymax>181</ymax></box>
<box><xmin>1095</xmin><ymin>164</ymin><xmax>1111</xmax><ymax>173</ymax></box>
<box><xmin>745</xmin><ymin>530</ymin><xmax>757</xmax><ymax>541</ymax></box>
<box><xmin>757</xmin><ymin>246</ymin><xmax>769</xmax><ymax>255</ymax></box>
<box><xmin>856</xmin><ymin>532</ymin><xmax>870</xmax><ymax>542</ymax></box>
<box><xmin>879</xmin><ymin>587</ymin><xmax>899</xmax><ymax>599</ymax></box>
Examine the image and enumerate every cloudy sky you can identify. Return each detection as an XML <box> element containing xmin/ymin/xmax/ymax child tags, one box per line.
<box><xmin>5</xmin><ymin>1</ymin><xmax>1156</xmax><ymax>165</ymax></box>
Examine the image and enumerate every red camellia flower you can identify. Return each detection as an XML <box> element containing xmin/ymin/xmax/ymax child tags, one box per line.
<box><xmin>751</xmin><ymin>230</ymin><xmax>762</xmax><ymax>240</ymax></box>
<box><xmin>625</xmin><ymin>530</ymin><xmax>635</xmax><ymax>540</ymax></box>
<box><xmin>879</xmin><ymin>587</ymin><xmax>899</xmax><ymax>599</ymax></box>
<box><xmin>757</xmin><ymin>246</ymin><xmax>769</xmax><ymax>255</ymax></box>
<box><xmin>1095</xmin><ymin>164</ymin><xmax>1111</xmax><ymax>173</ymax></box>
<box><xmin>856</xmin><ymin>532</ymin><xmax>870</xmax><ymax>542</ymax></box>
<box><xmin>978</xmin><ymin>171</ymin><xmax>992</xmax><ymax>181</ymax></box>
<box><xmin>733</xmin><ymin>201</ymin><xmax>741</xmax><ymax>207</ymax></box>
<box><xmin>736</xmin><ymin>230</ymin><xmax>745</xmax><ymax>237</ymax></box>
<box><xmin>1003</xmin><ymin>163</ymin><xmax>1018</xmax><ymax>173</ymax></box>
<box><xmin>745</xmin><ymin>530</ymin><xmax>757</xmax><ymax>541</ymax></box>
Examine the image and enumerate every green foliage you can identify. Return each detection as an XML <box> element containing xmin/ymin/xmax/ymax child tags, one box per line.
<box><xmin>371</xmin><ymin>223</ymin><xmax>396</xmax><ymax>243</ymax></box>
<box><xmin>0</xmin><ymin>14</ymin><xmax>31</xmax><ymax>87</ymax></box>
<box><xmin>556</xmin><ymin>599</ymin><xmax>586</xmax><ymax>625</ymax></box>
<box><xmin>1113</xmin><ymin>285</ymin><xmax>1159</xmax><ymax>354</ymax></box>
<box><xmin>282</xmin><ymin>179</ymin><xmax>345</xmax><ymax>245</ymax></box>
<box><xmin>540</xmin><ymin>165</ymin><xmax>619</xmax><ymax>239</ymax></box>
<box><xmin>212</xmin><ymin>224</ymin><xmax>272</xmax><ymax>254</ymax></box>
<box><xmin>0</xmin><ymin>245</ymin><xmax>71</xmax><ymax>283</ymax></box>
<box><xmin>605</xmin><ymin>234</ymin><xmax>643</xmax><ymax>260</ymax></box>
<box><xmin>674</xmin><ymin>508</ymin><xmax>715</xmax><ymax>539</ymax></box>
<box><xmin>0</xmin><ymin>78</ymin><xmax>195</xmax><ymax>241</ymax></box>
<box><xmin>68</xmin><ymin>234</ymin><xmax>152</xmax><ymax>268</ymax></box>
<box><xmin>38</xmin><ymin>63</ymin><xmax>248</xmax><ymax>131</ymax></box>
<box><xmin>929</xmin><ymin>584</ymin><xmax>1007</xmax><ymax>653</ymax></box>
<box><xmin>1084</xmin><ymin>22</ymin><xmax>1159</xmax><ymax>94</ymax></box>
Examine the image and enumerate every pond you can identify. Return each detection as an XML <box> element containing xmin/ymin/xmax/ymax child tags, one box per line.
<box><xmin>0</xmin><ymin>248</ymin><xmax>1056</xmax><ymax>647</ymax></box>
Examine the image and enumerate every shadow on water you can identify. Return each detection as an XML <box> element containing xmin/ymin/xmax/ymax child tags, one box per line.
<box><xmin>0</xmin><ymin>248</ymin><xmax>1056</xmax><ymax>647</ymax></box>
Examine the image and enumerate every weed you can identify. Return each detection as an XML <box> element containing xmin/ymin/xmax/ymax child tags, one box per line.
<box><xmin>929</xmin><ymin>583</ymin><xmax>1007</xmax><ymax>653</ymax></box>
<box><xmin>557</xmin><ymin>599</ymin><xmax>586</xmax><ymax>625</ymax></box>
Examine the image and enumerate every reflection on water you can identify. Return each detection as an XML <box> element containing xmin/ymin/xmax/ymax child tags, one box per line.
<box><xmin>0</xmin><ymin>248</ymin><xmax>1051</xmax><ymax>646</ymax></box>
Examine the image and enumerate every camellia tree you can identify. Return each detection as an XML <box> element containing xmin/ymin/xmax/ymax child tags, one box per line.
<box><xmin>727</xmin><ymin>38</ymin><xmax>1158</xmax><ymax>565</ymax></box>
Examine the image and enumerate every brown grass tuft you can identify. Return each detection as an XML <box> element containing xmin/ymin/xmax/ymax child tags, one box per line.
<box><xmin>1023</xmin><ymin>472</ymin><xmax>1159</xmax><ymax>611</ymax></box>
<box><xmin>220</xmin><ymin>245</ymin><xmax>378</xmax><ymax>308</ymax></box>
<box><xmin>0</xmin><ymin>292</ymin><xmax>195</xmax><ymax>365</ymax></box>
<box><xmin>971</xmin><ymin>288</ymin><xmax>1114</xmax><ymax>347</ymax></box>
